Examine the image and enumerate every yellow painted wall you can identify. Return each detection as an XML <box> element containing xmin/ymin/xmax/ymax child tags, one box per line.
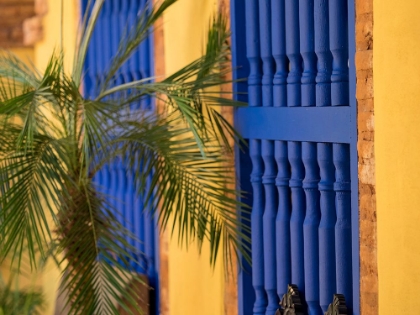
<box><xmin>375</xmin><ymin>0</ymin><xmax>420</xmax><ymax>313</ymax></box>
<box><xmin>33</xmin><ymin>1</ymin><xmax>79</xmax><ymax>314</ymax></box>
<box><xmin>162</xmin><ymin>1</ymin><xmax>226</xmax><ymax>314</ymax></box>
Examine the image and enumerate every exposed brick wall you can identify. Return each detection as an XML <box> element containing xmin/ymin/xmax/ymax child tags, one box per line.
<box><xmin>355</xmin><ymin>0</ymin><xmax>377</xmax><ymax>314</ymax></box>
<box><xmin>0</xmin><ymin>0</ymin><xmax>46</xmax><ymax>47</ymax></box>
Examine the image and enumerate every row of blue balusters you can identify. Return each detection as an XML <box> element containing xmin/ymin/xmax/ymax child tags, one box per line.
<box><xmin>245</xmin><ymin>0</ymin><xmax>352</xmax><ymax>314</ymax></box>
<box><xmin>83</xmin><ymin>0</ymin><xmax>157</xmax><ymax>285</ymax></box>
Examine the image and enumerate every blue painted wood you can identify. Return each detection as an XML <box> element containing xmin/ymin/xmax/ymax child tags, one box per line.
<box><xmin>116</xmin><ymin>157</ymin><xmax>126</xmax><ymax>260</ymax></box>
<box><xmin>288</xmin><ymin>142</ymin><xmax>305</xmax><ymax>290</ymax></box>
<box><xmin>259</xmin><ymin>0</ymin><xmax>274</xmax><ymax>109</ymax></box>
<box><xmin>245</xmin><ymin>0</ymin><xmax>262</xmax><ymax>108</ymax></box>
<box><xmin>333</xmin><ymin>143</ymin><xmax>353</xmax><ymax>309</ymax></box>
<box><xmin>245</xmin><ymin>1</ymin><xmax>267</xmax><ymax>314</ymax></box>
<box><xmin>235</xmin><ymin>107</ymin><xmax>352</xmax><ymax>143</ymax></box>
<box><xmin>250</xmin><ymin>140</ymin><xmax>268</xmax><ymax>315</ymax></box>
<box><xmin>275</xmin><ymin>141</ymin><xmax>291</xmax><ymax>300</ymax></box>
<box><xmin>347</xmin><ymin>1</ymin><xmax>360</xmax><ymax>312</ymax></box>
<box><xmin>285</xmin><ymin>0</ymin><xmax>302</xmax><ymax>107</ymax></box>
<box><xmin>82</xmin><ymin>1</ymin><xmax>159</xmax><ymax>312</ymax></box>
<box><xmin>231</xmin><ymin>0</ymin><xmax>254</xmax><ymax>313</ymax></box>
<box><xmin>231</xmin><ymin>0</ymin><xmax>359</xmax><ymax>313</ymax></box>
<box><xmin>299</xmin><ymin>0</ymin><xmax>316</xmax><ymax>107</ymax></box>
<box><xmin>262</xmin><ymin>140</ymin><xmax>278</xmax><ymax>315</ymax></box>
<box><xmin>145</xmin><ymin>174</ymin><xmax>158</xmax><ymax>314</ymax></box>
<box><xmin>302</xmin><ymin>142</ymin><xmax>322</xmax><ymax>315</ymax></box>
<box><xmin>330</xmin><ymin>0</ymin><xmax>349</xmax><ymax>106</ymax></box>
<box><xmin>259</xmin><ymin>1</ymin><xmax>277</xmax><ymax>313</ymax></box>
<box><xmin>318</xmin><ymin>143</ymin><xmax>336</xmax><ymax>312</ymax></box>
<box><xmin>314</xmin><ymin>0</ymin><xmax>332</xmax><ymax>107</ymax></box>
<box><xmin>271</xmin><ymin>0</ymin><xmax>287</xmax><ymax>108</ymax></box>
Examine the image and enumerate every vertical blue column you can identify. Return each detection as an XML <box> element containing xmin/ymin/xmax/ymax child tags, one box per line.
<box><xmin>119</xmin><ymin>0</ymin><xmax>129</xmax><ymax>78</ymax></box>
<box><xmin>144</xmin><ymin>174</ymin><xmax>158</xmax><ymax>312</ymax></box>
<box><xmin>285</xmin><ymin>0</ymin><xmax>302</xmax><ymax>107</ymax></box>
<box><xmin>288</xmin><ymin>142</ymin><xmax>305</xmax><ymax>290</ymax></box>
<box><xmin>272</xmin><ymin>0</ymin><xmax>290</xmax><ymax>303</ymax></box>
<box><xmin>125</xmin><ymin>165</ymin><xmax>136</xmax><ymax>253</ymax></box>
<box><xmin>333</xmin><ymin>144</ymin><xmax>352</xmax><ymax>309</ymax></box>
<box><xmin>314</xmin><ymin>0</ymin><xmax>332</xmax><ymax>107</ymax></box>
<box><xmin>329</xmin><ymin>0</ymin><xmax>348</xmax><ymax>106</ymax></box>
<box><xmin>111</xmin><ymin>0</ymin><xmax>120</xmax><ymax>60</ymax></box>
<box><xmin>272</xmin><ymin>0</ymin><xmax>287</xmax><ymax>107</ymax></box>
<box><xmin>117</xmin><ymin>156</ymin><xmax>126</xmax><ymax>237</ymax></box>
<box><xmin>299</xmin><ymin>0</ymin><xmax>316</xmax><ymax>107</ymax></box>
<box><xmin>246</xmin><ymin>0</ymin><xmax>262</xmax><ymax>108</ymax></box>
<box><xmin>262</xmin><ymin>141</ymin><xmax>278</xmax><ymax>315</ymax></box>
<box><xmin>250</xmin><ymin>140</ymin><xmax>267</xmax><ymax>315</ymax></box>
<box><xmin>245</xmin><ymin>1</ymin><xmax>266</xmax><ymax>314</ymax></box>
<box><xmin>102</xmin><ymin>1</ymin><xmax>112</xmax><ymax>81</ymax></box>
<box><xmin>302</xmin><ymin>143</ymin><xmax>322</xmax><ymax>315</ymax></box>
<box><xmin>275</xmin><ymin>141</ymin><xmax>291</xmax><ymax>300</ymax></box>
<box><xmin>259</xmin><ymin>0</ymin><xmax>274</xmax><ymax>108</ymax></box>
<box><xmin>317</xmin><ymin>143</ymin><xmax>336</xmax><ymax>312</ymax></box>
<box><xmin>140</xmin><ymin>0</ymin><xmax>152</xmax><ymax>110</ymax></box>
<box><xmin>259</xmin><ymin>1</ymin><xmax>277</xmax><ymax>314</ymax></box>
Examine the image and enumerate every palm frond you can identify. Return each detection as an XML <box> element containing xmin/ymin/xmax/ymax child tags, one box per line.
<box><xmin>0</xmin><ymin>2</ymin><xmax>250</xmax><ymax>314</ymax></box>
<box><xmin>101</xmin><ymin>114</ymin><xmax>251</xmax><ymax>267</ymax></box>
<box><xmin>0</xmin><ymin>128</ymin><xmax>68</xmax><ymax>268</ymax></box>
<box><xmin>57</xmin><ymin>182</ymin><xmax>145</xmax><ymax>315</ymax></box>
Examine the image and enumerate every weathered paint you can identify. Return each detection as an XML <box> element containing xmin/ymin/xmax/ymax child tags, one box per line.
<box><xmin>375</xmin><ymin>0</ymin><xmax>420</xmax><ymax>314</ymax></box>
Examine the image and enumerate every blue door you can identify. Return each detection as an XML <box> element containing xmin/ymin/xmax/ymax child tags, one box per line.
<box><xmin>231</xmin><ymin>0</ymin><xmax>358</xmax><ymax>314</ymax></box>
<box><xmin>82</xmin><ymin>1</ymin><xmax>159</xmax><ymax>314</ymax></box>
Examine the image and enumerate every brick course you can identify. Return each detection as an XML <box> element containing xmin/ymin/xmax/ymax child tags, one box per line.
<box><xmin>0</xmin><ymin>0</ymin><xmax>45</xmax><ymax>47</ymax></box>
<box><xmin>356</xmin><ymin>0</ymin><xmax>377</xmax><ymax>314</ymax></box>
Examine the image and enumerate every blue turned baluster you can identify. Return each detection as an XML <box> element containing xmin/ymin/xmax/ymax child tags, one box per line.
<box><xmin>330</xmin><ymin>0</ymin><xmax>348</xmax><ymax>106</ymax></box>
<box><xmin>318</xmin><ymin>143</ymin><xmax>336</xmax><ymax>312</ymax></box>
<box><xmin>246</xmin><ymin>0</ymin><xmax>262</xmax><ymax>109</ymax></box>
<box><xmin>288</xmin><ymin>142</ymin><xmax>305</xmax><ymax>291</ymax></box>
<box><xmin>275</xmin><ymin>141</ymin><xmax>291</xmax><ymax>300</ymax></box>
<box><xmin>117</xmin><ymin>156</ymin><xmax>126</xmax><ymax>227</ymax></box>
<box><xmin>333</xmin><ymin>144</ymin><xmax>352</xmax><ymax>309</ymax></box>
<box><xmin>272</xmin><ymin>0</ymin><xmax>291</xmax><ymax>303</ymax></box>
<box><xmin>285</xmin><ymin>0</ymin><xmax>302</xmax><ymax>107</ymax></box>
<box><xmin>272</xmin><ymin>0</ymin><xmax>287</xmax><ymax>107</ymax></box>
<box><xmin>140</xmin><ymin>0</ymin><xmax>152</xmax><ymax>110</ymax></box>
<box><xmin>302</xmin><ymin>143</ymin><xmax>322</xmax><ymax>315</ymax></box>
<box><xmin>250</xmin><ymin>140</ymin><xmax>267</xmax><ymax>315</ymax></box>
<box><xmin>259</xmin><ymin>0</ymin><xmax>274</xmax><ymax>109</ymax></box>
<box><xmin>246</xmin><ymin>0</ymin><xmax>266</xmax><ymax>313</ymax></box>
<box><xmin>111</xmin><ymin>0</ymin><xmax>120</xmax><ymax>61</ymax></box>
<box><xmin>144</xmin><ymin>174</ymin><xmax>157</xmax><ymax>292</ymax></box>
<box><xmin>262</xmin><ymin>140</ymin><xmax>278</xmax><ymax>315</ymax></box>
<box><xmin>314</xmin><ymin>0</ymin><xmax>332</xmax><ymax>107</ymax></box>
<box><xmin>102</xmin><ymin>0</ymin><xmax>112</xmax><ymax>80</ymax></box>
<box><xmin>259</xmin><ymin>1</ymin><xmax>278</xmax><ymax>313</ymax></box>
<box><xmin>299</xmin><ymin>0</ymin><xmax>316</xmax><ymax>107</ymax></box>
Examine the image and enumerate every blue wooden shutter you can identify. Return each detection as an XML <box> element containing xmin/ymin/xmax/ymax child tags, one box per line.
<box><xmin>231</xmin><ymin>0</ymin><xmax>358</xmax><ymax>314</ymax></box>
<box><xmin>82</xmin><ymin>1</ymin><xmax>159</xmax><ymax>314</ymax></box>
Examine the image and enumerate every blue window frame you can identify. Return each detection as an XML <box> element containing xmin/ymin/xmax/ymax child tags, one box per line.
<box><xmin>231</xmin><ymin>0</ymin><xmax>359</xmax><ymax>314</ymax></box>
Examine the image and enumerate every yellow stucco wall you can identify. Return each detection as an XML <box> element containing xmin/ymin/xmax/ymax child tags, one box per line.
<box><xmin>162</xmin><ymin>1</ymin><xmax>225</xmax><ymax>314</ymax></box>
<box><xmin>375</xmin><ymin>0</ymin><xmax>420</xmax><ymax>313</ymax></box>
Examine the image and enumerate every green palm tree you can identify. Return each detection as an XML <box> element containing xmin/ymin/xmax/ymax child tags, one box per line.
<box><xmin>0</xmin><ymin>0</ymin><xmax>250</xmax><ymax>314</ymax></box>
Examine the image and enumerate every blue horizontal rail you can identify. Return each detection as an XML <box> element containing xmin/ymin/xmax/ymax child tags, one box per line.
<box><xmin>235</xmin><ymin>106</ymin><xmax>353</xmax><ymax>143</ymax></box>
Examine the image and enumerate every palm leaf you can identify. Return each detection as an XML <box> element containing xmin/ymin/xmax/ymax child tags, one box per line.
<box><xmin>0</xmin><ymin>1</ymin><xmax>250</xmax><ymax>314</ymax></box>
